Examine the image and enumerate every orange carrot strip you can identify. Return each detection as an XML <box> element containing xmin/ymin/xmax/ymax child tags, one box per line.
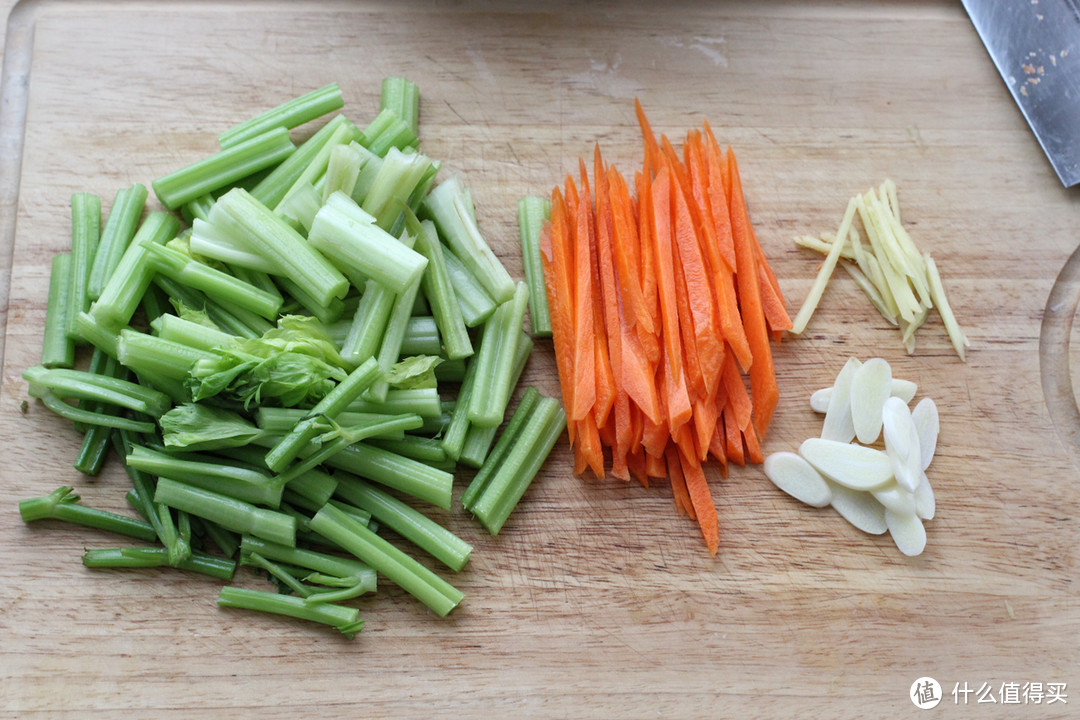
<box><xmin>649</xmin><ymin>167</ymin><xmax>683</xmax><ymax>390</ymax></box>
<box><xmin>709</xmin><ymin>423</ymin><xmax>729</xmax><ymax>473</ymax></box>
<box><xmin>691</xmin><ymin>395</ymin><xmax>719</xmax><ymax>463</ymax></box>
<box><xmin>670</xmin><ymin>226</ymin><xmax>707</xmax><ymax>402</ymax></box>
<box><xmin>665</xmin><ymin>443</ymin><xmax>694</xmax><ymax>520</ymax></box>
<box><xmin>568</xmin><ymin>172</ymin><xmax>596</xmax><ymax>423</ymax></box>
<box><xmin>634</xmin><ymin>98</ymin><xmax>663</xmax><ymax>178</ymax></box>
<box><xmin>577</xmin><ymin>411</ymin><xmax>605</xmax><ymax>479</ymax></box>
<box><xmin>678</xmin><ymin>443</ymin><xmax>720</xmax><ymax>555</ymax></box>
<box><xmin>750</xmin><ymin>225</ymin><xmax>793</xmax><ymax>334</ymax></box>
<box><xmin>701</xmin><ymin>122</ymin><xmax>737</xmax><ymax>272</ymax></box>
<box><xmin>608</xmin><ymin>169</ymin><xmax>654</xmax><ymax>336</ymax></box>
<box><xmin>645</xmin><ymin>449</ymin><xmax>666</xmax><ymax>480</ymax></box>
<box><xmin>721</xmin><ymin>352</ymin><xmax>753</xmax><ymax>433</ymax></box>
<box><xmin>579</xmin><ymin>158</ymin><xmax>616</xmax><ymax>429</ymax></box>
<box><xmin>541</xmin><ymin>188</ymin><xmax>577</xmax><ymax>444</ymax></box>
<box><xmin>634</xmin><ymin>171</ymin><xmax>661</xmax><ymax>367</ymax></box>
<box><xmin>727</xmin><ymin>147</ymin><xmax>779</xmax><ymax>438</ymax></box>
<box><xmin>627</xmin><ymin>446</ymin><xmax>649</xmax><ymax>488</ymax></box>
<box><xmin>742</xmin><ymin>422</ymin><xmax>765</xmax><ymax>465</ymax></box>
<box><xmin>672</xmin><ymin>418</ymin><xmax>699</xmax><ymax>469</ymax></box>
<box><xmin>723</xmin><ymin>403</ymin><xmax>745</xmax><ymax>466</ymax></box>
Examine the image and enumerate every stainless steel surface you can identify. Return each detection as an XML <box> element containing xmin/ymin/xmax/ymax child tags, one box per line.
<box><xmin>963</xmin><ymin>0</ymin><xmax>1080</xmax><ymax>186</ymax></box>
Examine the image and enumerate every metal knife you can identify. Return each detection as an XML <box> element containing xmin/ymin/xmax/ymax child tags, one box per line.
<box><xmin>963</xmin><ymin>0</ymin><xmax>1080</xmax><ymax>186</ymax></box>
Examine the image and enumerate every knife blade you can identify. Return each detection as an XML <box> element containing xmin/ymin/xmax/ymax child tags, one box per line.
<box><xmin>963</xmin><ymin>0</ymin><xmax>1080</xmax><ymax>186</ymax></box>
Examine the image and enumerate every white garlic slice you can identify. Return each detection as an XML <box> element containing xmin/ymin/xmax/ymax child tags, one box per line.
<box><xmin>799</xmin><ymin>437</ymin><xmax>894</xmax><ymax>490</ymax></box>
<box><xmin>914</xmin><ymin>472</ymin><xmax>935</xmax><ymax>520</ymax></box>
<box><xmin>882</xmin><ymin>396</ymin><xmax>923</xmax><ymax>493</ymax></box>
<box><xmin>850</xmin><ymin>357</ymin><xmax>893</xmax><ymax>444</ymax></box>
<box><xmin>828</xmin><ymin>481</ymin><xmax>888</xmax><ymax>534</ymax></box>
<box><xmin>872</xmin><ymin>482</ymin><xmax>917</xmax><ymax>516</ymax></box>
<box><xmin>821</xmin><ymin>357</ymin><xmax>861</xmax><ymax>442</ymax></box>
<box><xmin>809</xmin><ymin>377</ymin><xmax>917</xmax><ymax>413</ymax></box>
<box><xmin>885</xmin><ymin>508</ymin><xmax>927</xmax><ymax>556</ymax></box>
<box><xmin>911</xmin><ymin>397</ymin><xmax>939</xmax><ymax>471</ymax></box>
<box><xmin>763</xmin><ymin>452</ymin><xmax>832</xmax><ymax>507</ymax></box>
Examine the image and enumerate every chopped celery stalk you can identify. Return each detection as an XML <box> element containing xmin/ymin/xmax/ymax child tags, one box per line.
<box><xmin>459</xmin><ymin>331</ymin><xmax>533</xmax><ymax>469</ymax></box>
<box><xmin>152</xmin><ymin>127</ymin><xmax>296</xmax><ymax>210</ymax></box>
<box><xmin>239</xmin><ymin>536</ymin><xmax>376</xmax><ymax>591</ymax></box>
<box><xmin>153</xmin><ymin>478</ymin><xmax>296</xmax><ymax>547</ymax></box>
<box><xmin>19</xmin><ymin>486</ymin><xmax>158</xmax><ymax>542</ymax></box>
<box><xmin>276</xmin><ymin>278</ymin><xmax>346</xmax><ymax>326</ymax></box>
<box><xmin>189</xmin><ymin>217</ymin><xmax>276</xmax><ymax>273</ymax></box>
<box><xmin>82</xmin><ymin>547</ymin><xmax>236</xmax><ymax>580</ymax></box>
<box><xmin>461</xmin><ymin>387</ymin><xmax>539</xmax><ymax>508</ymax></box>
<box><xmin>243</xmin><ymin>550</ymin><xmax>313</xmax><ymax>597</ymax></box>
<box><xmin>368</xmin><ymin>275</ymin><xmax>422</xmax><ymax>402</ymax></box>
<box><xmin>348</xmin><ymin>142</ymin><xmax>383</xmax><ymax>204</ymax></box>
<box><xmin>321</xmin><ymin>143</ymin><xmax>364</xmax><ymax>202</ymax></box>
<box><xmin>200</xmin><ymin>519</ymin><xmax>240</xmax><ymax>558</ymax></box>
<box><xmin>422</xmin><ymin>176</ymin><xmax>515</xmax><ymax>304</ymax></box>
<box><xmin>278</xmin><ymin>180</ymin><xmax>323</xmax><ymax>232</ymax></box>
<box><xmin>380</xmin><ymin>76</ymin><xmax>420</xmax><ymax>137</ymax></box>
<box><xmin>155</xmin><ymin>504</ymin><xmax>191</xmax><ymax>566</ymax></box>
<box><xmin>90</xmin><ymin>211</ymin><xmax>182</xmax><ymax>329</ymax></box>
<box><xmin>201</xmin><ymin>188</ymin><xmax>349</xmax><ymax>307</ymax></box>
<box><xmin>309</xmin><ymin>503</ymin><xmax>461</xmax><ymax>617</ymax></box>
<box><xmin>341</xmin><ymin>278</ymin><xmax>396</xmax><ymax>366</ymax></box>
<box><xmin>181</xmin><ymin>194</ymin><xmax>215</xmax><ymax>224</ymax></box>
<box><xmin>369</xmin><ymin>435</ymin><xmax>447</xmax><ymax>464</ymax></box>
<box><xmin>285</xmin><ymin>468</ymin><xmax>338</xmax><ymax>507</ymax></box>
<box><xmin>276</xmin><ymin>414</ymin><xmax>424</xmax><ymax>485</ymax></box>
<box><xmin>324</xmin><ymin>442</ymin><xmax>453</xmax><ymax>509</ymax></box>
<box><xmin>30</xmin><ymin>387</ymin><xmax>156</xmax><ymax>433</ymax></box>
<box><xmin>256</xmin><ymin>407</ymin><xmax>402</xmax><ymax>434</ymax></box>
<box><xmin>151</xmin><ymin>314</ymin><xmax>236</xmax><ymax>351</ymax></box>
<box><xmin>518</xmin><ymin>195</ymin><xmax>553</xmax><ymax>337</ymax></box>
<box><xmin>23</xmin><ymin>364</ymin><xmax>171</xmax><ymax>417</ymax></box>
<box><xmin>308</xmin><ymin>192</ymin><xmax>428</xmax><ymax>296</ymax></box>
<box><xmin>219</xmin><ymin>82</ymin><xmax>344</xmax><ymax>148</ymax></box>
<box><xmin>335</xmin><ymin>473</ymin><xmax>472</xmax><ymax>572</ymax></box>
<box><xmin>117</xmin><ymin>329</ymin><xmax>215</xmax><ymax>380</ymax></box>
<box><xmin>265</xmin><ymin>357</ymin><xmax>381</xmax><ymax>472</ymax></box>
<box><xmin>67</xmin><ymin>192</ymin><xmax>101</xmax><ymax>341</ymax></box>
<box><xmin>229</xmin><ymin>264</ymin><xmax>284</xmax><ymax>304</ymax></box>
<box><xmin>399</xmin><ymin>316</ymin><xmax>442</xmax><ymax>357</ymax></box>
<box><xmin>42</xmin><ymin>254</ymin><xmax>75</xmax><ymax>368</ymax></box>
<box><xmin>87</xmin><ymin>183</ymin><xmax>148</xmax><ymax>301</ymax></box>
<box><xmin>468</xmin><ymin>394</ymin><xmax>566</xmax><ymax>534</ymax></box>
<box><xmin>127</xmin><ymin>445</ymin><xmax>284</xmax><ymax>507</ymax></box>
<box><xmin>74</xmin><ymin>349</ymin><xmax>123</xmax><ymax>476</ymax></box>
<box><xmin>434</xmin><ymin>357</ymin><xmax>466</xmax><ymax>383</ymax></box>
<box><xmin>441</xmin><ymin>346</ymin><xmax>478</xmax><ymax>461</ymax></box>
<box><xmin>468</xmin><ymin>282</ymin><xmax>529</xmax><ymax>428</ymax></box>
<box><xmin>140</xmin><ymin>283</ymin><xmax>172</xmax><ymax>324</ymax></box>
<box><xmin>360</xmin><ymin>108</ymin><xmax>418</xmax><ymax>158</ymax></box>
<box><xmin>249</xmin><ymin>114</ymin><xmax>355</xmax><ymax>208</ymax></box>
<box><xmin>74</xmin><ymin>311</ymin><xmax>120</xmax><ymax>357</ymax></box>
<box><xmin>142</xmin><ymin>242</ymin><xmax>283</xmax><ymax>320</ymax></box>
<box><xmin>347</xmin><ymin>388</ymin><xmax>442</xmax><ymax>417</ymax></box>
<box><xmin>442</xmin><ymin>244</ymin><xmax>497</xmax><ymax>327</ymax></box>
<box><xmin>218</xmin><ymin>585</ymin><xmax>363</xmax><ymax>638</ymax></box>
<box><xmin>273</xmin><ymin>119</ymin><xmax>363</xmax><ymax>213</ymax></box>
<box><xmin>153</xmin><ymin>276</ymin><xmax>262</xmax><ymax>340</ymax></box>
<box><xmin>415</xmin><ymin>219</ymin><xmax>472</xmax><ymax>360</ymax></box>
<box><xmin>360</xmin><ymin>147</ymin><xmax>437</xmax><ymax>230</ymax></box>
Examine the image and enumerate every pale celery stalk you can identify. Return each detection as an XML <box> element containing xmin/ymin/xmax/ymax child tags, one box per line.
<box><xmin>219</xmin><ymin>83</ymin><xmax>344</xmax><ymax>148</ymax></box>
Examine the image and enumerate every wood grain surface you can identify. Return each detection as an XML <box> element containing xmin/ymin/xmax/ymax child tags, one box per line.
<box><xmin>1</xmin><ymin>1</ymin><xmax>1077</xmax><ymax>718</ymax></box>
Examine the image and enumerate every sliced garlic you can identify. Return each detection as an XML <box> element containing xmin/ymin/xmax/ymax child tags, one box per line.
<box><xmin>885</xmin><ymin>508</ymin><xmax>926</xmax><ymax>556</ymax></box>
<box><xmin>828</xmin><ymin>481</ymin><xmax>888</xmax><ymax>534</ymax></box>
<box><xmin>799</xmin><ymin>437</ymin><xmax>894</xmax><ymax>491</ymax></box>
<box><xmin>911</xmin><ymin>397</ymin><xmax>939</xmax><ymax>471</ymax></box>
<box><xmin>850</xmin><ymin>357</ymin><xmax>892</xmax><ymax>444</ymax></box>
<box><xmin>809</xmin><ymin>377</ymin><xmax>917</xmax><ymax>413</ymax></box>
<box><xmin>821</xmin><ymin>357</ymin><xmax>860</xmax><ymax>442</ymax></box>
<box><xmin>763</xmin><ymin>452</ymin><xmax>832</xmax><ymax>507</ymax></box>
<box><xmin>872</xmin><ymin>482</ymin><xmax>917</xmax><ymax>516</ymax></box>
<box><xmin>882</xmin><ymin>396</ymin><xmax>923</xmax><ymax>493</ymax></box>
<box><xmin>914</xmin><ymin>472</ymin><xmax>935</xmax><ymax>520</ymax></box>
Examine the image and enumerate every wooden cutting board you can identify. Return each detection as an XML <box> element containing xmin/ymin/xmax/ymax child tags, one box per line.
<box><xmin>1</xmin><ymin>1</ymin><xmax>1077</xmax><ymax>717</ymax></box>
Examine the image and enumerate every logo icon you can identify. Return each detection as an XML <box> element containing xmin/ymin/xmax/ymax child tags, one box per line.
<box><xmin>911</xmin><ymin>677</ymin><xmax>943</xmax><ymax>709</ymax></box>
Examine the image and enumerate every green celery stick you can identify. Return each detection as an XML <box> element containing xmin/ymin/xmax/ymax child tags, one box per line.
<box><xmin>459</xmin><ymin>331</ymin><xmax>533</xmax><ymax>469</ymax></box>
<box><xmin>219</xmin><ymin>83</ymin><xmax>344</xmax><ymax>148</ymax></box>
<box><xmin>127</xmin><ymin>445</ymin><xmax>283</xmax><ymax>508</ymax></box>
<box><xmin>442</xmin><ymin>244</ymin><xmax>497</xmax><ymax>327</ymax></box>
<box><xmin>324</xmin><ymin>441</ymin><xmax>453</xmax><ymax>509</ymax></box>
<box><xmin>41</xmin><ymin>254</ymin><xmax>75</xmax><ymax>368</ymax></box>
<box><xmin>518</xmin><ymin>195</ymin><xmax>553</xmax><ymax>337</ymax></box>
<box><xmin>380</xmin><ymin>76</ymin><xmax>419</xmax><ymax>138</ymax></box>
<box><xmin>462</xmin><ymin>386</ymin><xmax>540</xmax><ymax>508</ymax></box>
<box><xmin>249</xmin><ymin>114</ymin><xmax>356</xmax><ymax>208</ymax></box>
<box><xmin>150</xmin><ymin>314</ymin><xmax>236</xmax><ymax>351</ymax></box>
<box><xmin>415</xmin><ymin>219</ymin><xmax>472</xmax><ymax>360</ymax></box>
<box><xmin>67</xmin><ymin>192</ymin><xmax>101</xmax><ymax>341</ymax></box>
<box><xmin>153</xmin><ymin>127</ymin><xmax>296</xmax><ymax>210</ymax></box>
<box><xmin>217</xmin><ymin>585</ymin><xmax>363</xmax><ymax>638</ymax></box>
<box><xmin>334</xmin><ymin>473</ymin><xmax>472</xmax><ymax>572</ymax></box>
<box><xmin>87</xmin><ymin>183</ymin><xmax>148</xmax><ymax>301</ymax></box>
<box><xmin>309</xmin><ymin>503</ymin><xmax>461</xmax><ymax>617</ymax></box>
<box><xmin>23</xmin><ymin>365</ymin><xmax>171</xmax><ymax>417</ymax></box>
<box><xmin>153</xmin><ymin>478</ymin><xmax>296</xmax><ymax>547</ymax></box>
<box><xmin>19</xmin><ymin>486</ymin><xmax>157</xmax><ymax>542</ymax></box>
<box><xmin>360</xmin><ymin>108</ymin><xmax>418</xmax><ymax>158</ymax></box>
<box><xmin>116</xmin><ymin>329</ymin><xmax>215</xmax><ymax>381</ymax></box>
<box><xmin>398</xmin><ymin>316</ymin><xmax>442</xmax><ymax>356</ymax></box>
<box><xmin>83</xmin><ymin>547</ymin><xmax>236</xmax><ymax>580</ymax></box>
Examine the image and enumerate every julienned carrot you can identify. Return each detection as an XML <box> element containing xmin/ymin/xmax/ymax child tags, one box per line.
<box><xmin>537</xmin><ymin>101</ymin><xmax>789</xmax><ymax>555</ymax></box>
<box><xmin>725</xmin><ymin>147</ymin><xmax>779</xmax><ymax>438</ymax></box>
<box><xmin>541</xmin><ymin>188</ymin><xmax>577</xmax><ymax>444</ymax></box>
<box><xmin>677</xmin><ymin>443</ymin><xmax>720</xmax><ymax>556</ymax></box>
